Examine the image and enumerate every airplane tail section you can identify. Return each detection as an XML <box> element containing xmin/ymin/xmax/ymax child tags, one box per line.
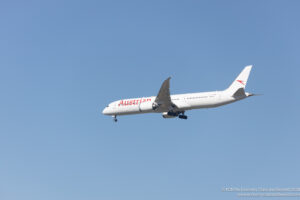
<box><xmin>226</xmin><ymin>65</ymin><xmax>252</xmax><ymax>96</ymax></box>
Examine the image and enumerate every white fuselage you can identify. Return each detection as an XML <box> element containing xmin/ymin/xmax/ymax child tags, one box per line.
<box><xmin>102</xmin><ymin>90</ymin><xmax>249</xmax><ymax>116</ymax></box>
<box><xmin>102</xmin><ymin>65</ymin><xmax>254</xmax><ymax>120</ymax></box>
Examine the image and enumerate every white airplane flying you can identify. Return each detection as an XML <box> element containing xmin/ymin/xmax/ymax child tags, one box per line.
<box><xmin>103</xmin><ymin>65</ymin><xmax>255</xmax><ymax>122</ymax></box>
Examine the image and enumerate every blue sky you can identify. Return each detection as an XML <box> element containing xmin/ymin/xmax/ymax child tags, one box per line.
<box><xmin>0</xmin><ymin>0</ymin><xmax>300</xmax><ymax>199</ymax></box>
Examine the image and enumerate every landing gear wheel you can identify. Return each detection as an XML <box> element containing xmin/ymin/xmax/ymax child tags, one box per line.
<box><xmin>113</xmin><ymin>115</ymin><xmax>118</xmax><ymax>122</ymax></box>
<box><xmin>178</xmin><ymin>115</ymin><xmax>188</xmax><ymax>120</ymax></box>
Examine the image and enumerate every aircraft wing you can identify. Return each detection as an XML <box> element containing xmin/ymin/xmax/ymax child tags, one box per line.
<box><xmin>154</xmin><ymin>77</ymin><xmax>174</xmax><ymax>111</ymax></box>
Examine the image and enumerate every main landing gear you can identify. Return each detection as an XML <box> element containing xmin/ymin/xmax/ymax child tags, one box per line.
<box><xmin>164</xmin><ymin>111</ymin><xmax>188</xmax><ymax>120</ymax></box>
<box><xmin>178</xmin><ymin>114</ymin><xmax>188</xmax><ymax>120</ymax></box>
<box><xmin>112</xmin><ymin>115</ymin><xmax>117</xmax><ymax>122</ymax></box>
<box><xmin>178</xmin><ymin>111</ymin><xmax>188</xmax><ymax>120</ymax></box>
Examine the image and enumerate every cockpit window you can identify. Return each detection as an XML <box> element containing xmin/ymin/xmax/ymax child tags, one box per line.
<box><xmin>106</xmin><ymin>105</ymin><xmax>109</xmax><ymax>107</ymax></box>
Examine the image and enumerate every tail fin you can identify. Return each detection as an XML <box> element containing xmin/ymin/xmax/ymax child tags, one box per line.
<box><xmin>226</xmin><ymin>65</ymin><xmax>252</xmax><ymax>96</ymax></box>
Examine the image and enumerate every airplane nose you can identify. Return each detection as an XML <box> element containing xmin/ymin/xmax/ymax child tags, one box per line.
<box><xmin>102</xmin><ymin>107</ymin><xmax>108</xmax><ymax>115</ymax></box>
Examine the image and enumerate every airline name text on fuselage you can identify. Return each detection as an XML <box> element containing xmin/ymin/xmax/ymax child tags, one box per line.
<box><xmin>118</xmin><ymin>98</ymin><xmax>152</xmax><ymax>106</ymax></box>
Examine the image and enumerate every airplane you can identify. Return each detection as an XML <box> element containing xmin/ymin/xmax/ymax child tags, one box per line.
<box><xmin>103</xmin><ymin>65</ymin><xmax>256</xmax><ymax>122</ymax></box>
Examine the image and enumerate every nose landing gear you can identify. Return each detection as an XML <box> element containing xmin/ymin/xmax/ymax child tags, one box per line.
<box><xmin>112</xmin><ymin>115</ymin><xmax>118</xmax><ymax>122</ymax></box>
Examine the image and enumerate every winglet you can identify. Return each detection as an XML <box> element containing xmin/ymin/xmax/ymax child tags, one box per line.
<box><xmin>155</xmin><ymin>77</ymin><xmax>171</xmax><ymax>103</ymax></box>
<box><xmin>153</xmin><ymin>77</ymin><xmax>172</xmax><ymax>111</ymax></box>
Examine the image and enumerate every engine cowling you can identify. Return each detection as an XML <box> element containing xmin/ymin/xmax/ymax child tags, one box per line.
<box><xmin>139</xmin><ymin>101</ymin><xmax>153</xmax><ymax>112</ymax></box>
<box><xmin>162</xmin><ymin>112</ymin><xmax>177</xmax><ymax>118</ymax></box>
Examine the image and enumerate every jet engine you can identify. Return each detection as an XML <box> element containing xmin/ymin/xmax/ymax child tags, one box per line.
<box><xmin>139</xmin><ymin>101</ymin><xmax>153</xmax><ymax>112</ymax></box>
